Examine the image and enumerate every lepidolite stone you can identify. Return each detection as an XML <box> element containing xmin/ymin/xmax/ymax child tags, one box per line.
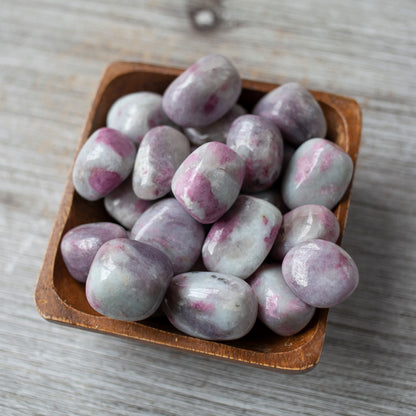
<box><xmin>106</xmin><ymin>92</ymin><xmax>173</xmax><ymax>145</ymax></box>
<box><xmin>249</xmin><ymin>264</ymin><xmax>315</xmax><ymax>336</ymax></box>
<box><xmin>282</xmin><ymin>138</ymin><xmax>354</xmax><ymax>209</ymax></box>
<box><xmin>86</xmin><ymin>238</ymin><xmax>173</xmax><ymax>321</ymax></box>
<box><xmin>184</xmin><ymin>104</ymin><xmax>246</xmax><ymax>146</ymax></box>
<box><xmin>60</xmin><ymin>222</ymin><xmax>127</xmax><ymax>283</ymax></box>
<box><xmin>253</xmin><ymin>82</ymin><xmax>327</xmax><ymax>146</ymax></box>
<box><xmin>104</xmin><ymin>177</ymin><xmax>152</xmax><ymax>229</ymax></box>
<box><xmin>227</xmin><ymin>114</ymin><xmax>284</xmax><ymax>192</ymax></box>
<box><xmin>130</xmin><ymin>198</ymin><xmax>205</xmax><ymax>274</ymax></box>
<box><xmin>162</xmin><ymin>54</ymin><xmax>242</xmax><ymax>127</ymax></box>
<box><xmin>163</xmin><ymin>271</ymin><xmax>258</xmax><ymax>341</ymax></box>
<box><xmin>72</xmin><ymin>127</ymin><xmax>136</xmax><ymax>201</ymax></box>
<box><xmin>202</xmin><ymin>195</ymin><xmax>282</xmax><ymax>279</ymax></box>
<box><xmin>171</xmin><ymin>142</ymin><xmax>245</xmax><ymax>224</ymax></box>
<box><xmin>132</xmin><ymin>126</ymin><xmax>190</xmax><ymax>200</ymax></box>
<box><xmin>270</xmin><ymin>204</ymin><xmax>340</xmax><ymax>261</ymax></box>
<box><xmin>282</xmin><ymin>239</ymin><xmax>359</xmax><ymax>308</ymax></box>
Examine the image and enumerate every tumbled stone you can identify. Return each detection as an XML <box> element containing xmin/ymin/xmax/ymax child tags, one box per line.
<box><xmin>253</xmin><ymin>82</ymin><xmax>327</xmax><ymax>146</ymax></box>
<box><xmin>163</xmin><ymin>271</ymin><xmax>258</xmax><ymax>340</ymax></box>
<box><xmin>86</xmin><ymin>238</ymin><xmax>173</xmax><ymax>321</ymax></box>
<box><xmin>249</xmin><ymin>264</ymin><xmax>315</xmax><ymax>336</ymax></box>
<box><xmin>132</xmin><ymin>126</ymin><xmax>190</xmax><ymax>200</ymax></box>
<box><xmin>162</xmin><ymin>54</ymin><xmax>242</xmax><ymax>127</ymax></box>
<box><xmin>106</xmin><ymin>92</ymin><xmax>173</xmax><ymax>144</ymax></box>
<box><xmin>104</xmin><ymin>177</ymin><xmax>152</xmax><ymax>229</ymax></box>
<box><xmin>172</xmin><ymin>142</ymin><xmax>245</xmax><ymax>224</ymax></box>
<box><xmin>72</xmin><ymin>127</ymin><xmax>136</xmax><ymax>201</ymax></box>
<box><xmin>60</xmin><ymin>222</ymin><xmax>127</xmax><ymax>283</ymax></box>
<box><xmin>282</xmin><ymin>138</ymin><xmax>354</xmax><ymax>209</ymax></box>
<box><xmin>282</xmin><ymin>239</ymin><xmax>359</xmax><ymax>308</ymax></box>
<box><xmin>227</xmin><ymin>114</ymin><xmax>284</xmax><ymax>192</ymax></box>
<box><xmin>202</xmin><ymin>195</ymin><xmax>282</xmax><ymax>279</ymax></box>
<box><xmin>131</xmin><ymin>198</ymin><xmax>205</xmax><ymax>274</ymax></box>
<box><xmin>270</xmin><ymin>204</ymin><xmax>340</xmax><ymax>261</ymax></box>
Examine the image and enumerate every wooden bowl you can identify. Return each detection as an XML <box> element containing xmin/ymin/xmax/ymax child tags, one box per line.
<box><xmin>34</xmin><ymin>61</ymin><xmax>361</xmax><ymax>373</ymax></box>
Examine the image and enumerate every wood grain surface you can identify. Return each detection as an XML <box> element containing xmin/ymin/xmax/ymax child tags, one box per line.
<box><xmin>1</xmin><ymin>0</ymin><xmax>415</xmax><ymax>415</ymax></box>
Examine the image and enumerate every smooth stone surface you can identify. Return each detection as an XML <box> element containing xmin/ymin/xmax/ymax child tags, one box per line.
<box><xmin>172</xmin><ymin>142</ymin><xmax>245</xmax><ymax>224</ymax></box>
<box><xmin>104</xmin><ymin>177</ymin><xmax>152</xmax><ymax>229</ymax></box>
<box><xmin>253</xmin><ymin>82</ymin><xmax>327</xmax><ymax>146</ymax></box>
<box><xmin>282</xmin><ymin>138</ymin><xmax>354</xmax><ymax>209</ymax></box>
<box><xmin>106</xmin><ymin>92</ymin><xmax>173</xmax><ymax>144</ymax></box>
<box><xmin>184</xmin><ymin>104</ymin><xmax>246</xmax><ymax>146</ymax></box>
<box><xmin>130</xmin><ymin>198</ymin><xmax>205</xmax><ymax>274</ymax></box>
<box><xmin>86</xmin><ymin>238</ymin><xmax>174</xmax><ymax>321</ymax></box>
<box><xmin>249</xmin><ymin>264</ymin><xmax>315</xmax><ymax>336</ymax></box>
<box><xmin>60</xmin><ymin>222</ymin><xmax>127</xmax><ymax>283</ymax></box>
<box><xmin>163</xmin><ymin>271</ymin><xmax>258</xmax><ymax>341</ymax></box>
<box><xmin>132</xmin><ymin>126</ymin><xmax>190</xmax><ymax>200</ymax></box>
<box><xmin>162</xmin><ymin>54</ymin><xmax>242</xmax><ymax>127</ymax></box>
<box><xmin>282</xmin><ymin>239</ymin><xmax>359</xmax><ymax>308</ymax></box>
<box><xmin>72</xmin><ymin>127</ymin><xmax>136</xmax><ymax>201</ymax></box>
<box><xmin>202</xmin><ymin>195</ymin><xmax>282</xmax><ymax>279</ymax></box>
<box><xmin>227</xmin><ymin>114</ymin><xmax>284</xmax><ymax>192</ymax></box>
<box><xmin>270</xmin><ymin>204</ymin><xmax>340</xmax><ymax>261</ymax></box>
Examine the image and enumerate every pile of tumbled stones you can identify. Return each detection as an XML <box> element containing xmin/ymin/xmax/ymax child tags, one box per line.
<box><xmin>61</xmin><ymin>54</ymin><xmax>359</xmax><ymax>341</ymax></box>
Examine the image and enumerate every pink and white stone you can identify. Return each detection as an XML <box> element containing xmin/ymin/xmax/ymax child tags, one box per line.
<box><xmin>60</xmin><ymin>222</ymin><xmax>127</xmax><ymax>283</ymax></box>
<box><xmin>253</xmin><ymin>82</ymin><xmax>327</xmax><ymax>146</ymax></box>
<box><xmin>72</xmin><ymin>127</ymin><xmax>136</xmax><ymax>201</ymax></box>
<box><xmin>270</xmin><ymin>204</ymin><xmax>340</xmax><ymax>261</ymax></box>
<box><xmin>132</xmin><ymin>126</ymin><xmax>190</xmax><ymax>200</ymax></box>
<box><xmin>86</xmin><ymin>238</ymin><xmax>173</xmax><ymax>321</ymax></box>
<box><xmin>171</xmin><ymin>142</ymin><xmax>245</xmax><ymax>224</ymax></box>
<box><xmin>226</xmin><ymin>114</ymin><xmax>284</xmax><ymax>192</ymax></box>
<box><xmin>130</xmin><ymin>198</ymin><xmax>205</xmax><ymax>274</ymax></box>
<box><xmin>163</xmin><ymin>271</ymin><xmax>258</xmax><ymax>341</ymax></box>
<box><xmin>106</xmin><ymin>92</ymin><xmax>173</xmax><ymax>145</ymax></box>
<box><xmin>104</xmin><ymin>177</ymin><xmax>152</xmax><ymax>229</ymax></box>
<box><xmin>249</xmin><ymin>264</ymin><xmax>315</xmax><ymax>336</ymax></box>
<box><xmin>282</xmin><ymin>239</ymin><xmax>359</xmax><ymax>308</ymax></box>
<box><xmin>184</xmin><ymin>104</ymin><xmax>246</xmax><ymax>146</ymax></box>
<box><xmin>282</xmin><ymin>138</ymin><xmax>354</xmax><ymax>209</ymax></box>
<box><xmin>162</xmin><ymin>54</ymin><xmax>242</xmax><ymax>127</ymax></box>
<box><xmin>202</xmin><ymin>195</ymin><xmax>282</xmax><ymax>279</ymax></box>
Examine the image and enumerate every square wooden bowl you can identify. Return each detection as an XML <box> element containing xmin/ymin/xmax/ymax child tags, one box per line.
<box><xmin>34</xmin><ymin>61</ymin><xmax>361</xmax><ymax>373</ymax></box>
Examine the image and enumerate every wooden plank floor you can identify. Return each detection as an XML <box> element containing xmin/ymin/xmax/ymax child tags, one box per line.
<box><xmin>1</xmin><ymin>1</ymin><xmax>415</xmax><ymax>414</ymax></box>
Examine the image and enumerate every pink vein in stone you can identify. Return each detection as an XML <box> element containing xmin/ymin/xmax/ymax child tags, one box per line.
<box><xmin>89</xmin><ymin>168</ymin><xmax>122</xmax><ymax>194</ymax></box>
<box><xmin>96</xmin><ymin>128</ymin><xmax>135</xmax><ymax>158</ymax></box>
<box><xmin>203</xmin><ymin>93</ymin><xmax>219</xmax><ymax>114</ymax></box>
<box><xmin>264</xmin><ymin>224</ymin><xmax>281</xmax><ymax>249</ymax></box>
